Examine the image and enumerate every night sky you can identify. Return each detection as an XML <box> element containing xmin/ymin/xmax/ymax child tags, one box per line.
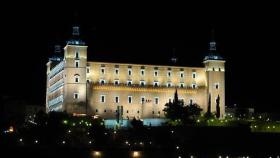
<box><xmin>1</xmin><ymin>3</ymin><xmax>280</xmax><ymax>112</ymax></box>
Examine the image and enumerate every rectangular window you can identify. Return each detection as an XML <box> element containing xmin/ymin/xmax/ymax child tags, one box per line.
<box><xmin>140</xmin><ymin>81</ymin><xmax>145</xmax><ymax>87</ymax></box>
<box><xmin>154</xmin><ymin>97</ymin><xmax>159</xmax><ymax>105</ymax></box>
<box><xmin>128</xmin><ymin>96</ymin><xmax>132</xmax><ymax>104</ymax></box>
<box><xmin>141</xmin><ymin>69</ymin><xmax>145</xmax><ymax>76</ymax></box>
<box><xmin>141</xmin><ymin>96</ymin><xmax>145</xmax><ymax>104</ymax></box>
<box><xmin>75</xmin><ymin>60</ymin><xmax>79</xmax><ymax>68</ymax></box>
<box><xmin>86</xmin><ymin>67</ymin><xmax>90</xmax><ymax>73</ymax></box>
<box><xmin>128</xmin><ymin>69</ymin><xmax>132</xmax><ymax>76</ymax></box>
<box><xmin>192</xmin><ymin>72</ymin><xmax>196</xmax><ymax>79</ymax></box>
<box><xmin>115</xmin><ymin>68</ymin><xmax>119</xmax><ymax>75</ymax></box>
<box><xmin>74</xmin><ymin>93</ymin><xmax>79</xmax><ymax>99</ymax></box>
<box><xmin>180</xmin><ymin>72</ymin><xmax>184</xmax><ymax>78</ymax></box>
<box><xmin>100</xmin><ymin>68</ymin><xmax>105</xmax><ymax>75</ymax></box>
<box><xmin>100</xmin><ymin>95</ymin><xmax>106</xmax><ymax>103</ymax></box>
<box><xmin>75</xmin><ymin>52</ymin><xmax>79</xmax><ymax>59</ymax></box>
<box><xmin>115</xmin><ymin>96</ymin><xmax>119</xmax><ymax>103</ymax></box>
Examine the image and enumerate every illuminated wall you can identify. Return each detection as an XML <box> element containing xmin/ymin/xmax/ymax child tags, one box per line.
<box><xmin>46</xmin><ymin>43</ymin><xmax>226</xmax><ymax>119</ymax></box>
<box><xmin>204</xmin><ymin>60</ymin><xmax>226</xmax><ymax>117</ymax></box>
<box><xmin>63</xmin><ymin>45</ymin><xmax>88</xmax><ymax>113</ymax></box>
<box><xmin>86</xmin><ymin>62</ymin><xmax>209</xmax><ymax>119</ymax></box>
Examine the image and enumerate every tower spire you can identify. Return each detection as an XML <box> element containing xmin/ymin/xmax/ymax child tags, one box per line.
<box><xmin>54</xmin><ymin>45</ymin><xmax>61</xmax><ymax>53</ymax></box>
<box><xmin>72</xmin><ymin>26</ymin><xmax>80</xmax><ymax>36</ymax></box>
<box><xmin>66</xmin><ymin>25</ymin><xmax>85</xmax><ymax>45</ymax></box>
<box><xmin>204</xmin><ymin>27</ymin><xmax>223</xmax><ymax>61</ymax></box>
<box><xmin>49</xmin><ymin>45</ymin><xmax>63</xmax><ymax>62</ymax></box>
<box><xmin>170</xmin><ymin>48</ymin><xmax>178</xmax><ymax>64</ymax></box>
<box><xmin>209</xmin><ymin>28</ymin><xmax>217</xmax><ymax>52</ymax></box>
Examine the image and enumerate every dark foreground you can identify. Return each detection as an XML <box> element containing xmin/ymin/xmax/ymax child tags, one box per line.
<box><xmin>2</xmin><ymin>126</ymin><xmax>280</xmax><ymax>158</ymax></box>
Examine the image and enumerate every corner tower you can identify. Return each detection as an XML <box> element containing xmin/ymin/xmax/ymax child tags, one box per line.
<box><xmin>203</xmin><ymin>30</ymin><xmax>225</xmax><ymax>118</ymax></box>
<box><xmin>63</xmin><ymin>26</ymin><xmax>88</xmax><ymax>114</ymax></box>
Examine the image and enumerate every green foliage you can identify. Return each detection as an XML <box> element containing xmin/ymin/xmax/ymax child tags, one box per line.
<box><xmin>206</xmin><ymin>93</ymin><xmax>211</xmax><ymax>116</ymax></box>
<box><xmin>163</xmin><ymin>89</ymin><xmax>185</xmax><ymax>121</ymax></box>
<box><xmin>204</xmin><ymin>112</ymin><xmax>216</xmax><ymax>120</ymax></box>
<box><xmin>164</xmin><ymin>89</ymin><xmax>203</xmax><ymax>125</ymax></box>
<box><xmin>163</xmin><ymin>100</ymin><xmax>185</xmax><ymax>121</ymax></box>
<box><xmin>250</xmin><ymin>121</ymin><xmax>280</xmax><ymax>133</ymax></box>
<box><xmin>183</xmin><ymin>103</ymin><xmax>203</xmax><ymax>124</ymax></box>
<box><xmin>216</xmin><ymin>95</ymin><xmax>220</xmax><ymax>118</ymax></box>
<box><xmin>165</xmin><ymin>119</ymin><xmax>183</xmax><ymax>126</ymax></box>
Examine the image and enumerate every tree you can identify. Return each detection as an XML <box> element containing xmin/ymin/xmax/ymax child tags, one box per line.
<box><xmin>163</xmin><ymin>89</ymin><xmax>185</xmax><ymax>121</ymax></box>
<box><xmin>204</xmin><ymin>93</ymin><xmax>212</xmax><ymax>119</ymax></box>
<box><xmin>216</xmin><ymin>95</ymin><xmax>220</xmax><ymax>118</ymax></box>
<box><xmin>183</xmin><ymin>102</ymin><xmax>203</xmax><ymax>123</ymax></box>
<box><xmin>174</xmin><ymin>88</ymin><xmax>179</xmax><ymax>103</ymax></box>
<box><xmin>164</xmin><ymin>89</ymin><xmax>203</xmax><ymax>125</ymax></box>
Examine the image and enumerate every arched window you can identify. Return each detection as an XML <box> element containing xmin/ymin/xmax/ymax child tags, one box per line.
<box><xmin>74</xmin><ymin>74</ymin><xmax>80</xmax><ymax>83</ymax></box>
<box><xmin>215</xmin><ymin>83</ymin><xmax>219</xmax><ymax>89</ymax></box>
<box><xmin>127</xmin><ymin>80</ymin><xmax>132</xmax><ymax>86</ymax></box>
<box><xmin>192</xmin><ymin>84</ymin><xmax>197</xmax><ymax>89</ymax></box>
<box><xmin>100</xmin><ymin>79</ymin><xmax>106</xmax><ymax>85</ymax></box>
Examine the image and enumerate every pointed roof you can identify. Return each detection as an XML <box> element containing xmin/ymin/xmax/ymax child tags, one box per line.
<box><xmin>204</xmin><ymin>28</ymin><xmax>224</xmax><ymax>61</ymax></box>
<box><xmin>66</xmin><ymin>26</ymin><xmax>85</xmax><ymax>46</ymax></box>
<box><xmin>170</xmin><ymin>48</ymin><xmax>178</xmax><ymax>64</ymax></box>
<box><xmin>49</xmin><ymin>45</ymin><xmax>63</xmax><ymax>62</ymax></box>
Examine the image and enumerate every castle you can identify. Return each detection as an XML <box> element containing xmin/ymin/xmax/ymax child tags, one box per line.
<box><xmin>46</xmin><ymin>26</ymin><xmax>225</xmax><ymax>121</ymax></box>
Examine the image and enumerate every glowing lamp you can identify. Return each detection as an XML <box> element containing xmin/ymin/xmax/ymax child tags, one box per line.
<box><xmin>92</xmin><ymin>151</ymin><xmax>101</xmax><ymax>157</ymax></box>
<box><xmin>132</xmin><ymin>151</ymin><xmax>140</xmax><ymax>158</ymax></box>
<box><xmin>63</xmin><ymin>120</ymin><xmax>68</xmax><ymax>124</ymax></box>
<box><xmin>8</xmin><ymin>126</ymin><xmax>14</xmax><ymax>133</ymax></box>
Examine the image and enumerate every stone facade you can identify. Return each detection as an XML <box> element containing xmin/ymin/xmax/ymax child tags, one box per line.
<box><xmin>46</xmin><ymin>27</ymin><xmax>226</xmax><ymax>119</ymax></box>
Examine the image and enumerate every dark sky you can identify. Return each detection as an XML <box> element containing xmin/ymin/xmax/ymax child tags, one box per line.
<box><xmin>1</xmin><ymin>3</ymin><xmax>280</xmax><ymax>112</ymax></box>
